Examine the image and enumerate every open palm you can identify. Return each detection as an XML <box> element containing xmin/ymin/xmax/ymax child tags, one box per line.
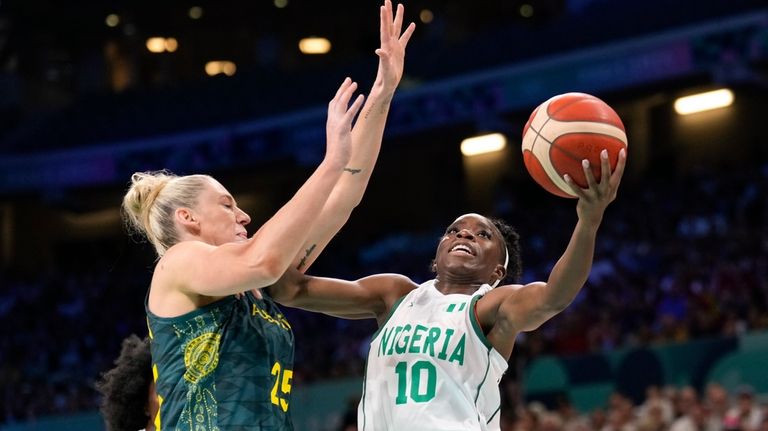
<box><xmin>375</xmin><ymin>0</ymin><xmax>416</xmax><ymax>91</ymax></box>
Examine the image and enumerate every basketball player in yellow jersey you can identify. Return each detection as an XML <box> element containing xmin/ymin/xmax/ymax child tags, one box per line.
<box><xmin>268</xmin><ymin>148</ymin><xmax>627</xmax><ymax>430</ymax></box>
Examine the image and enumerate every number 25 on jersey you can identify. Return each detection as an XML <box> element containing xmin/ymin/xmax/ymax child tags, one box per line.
<box><xmin>271</xmin><ymin>361</ymin><xmax>293</xmax><ymax>412</ymax></box>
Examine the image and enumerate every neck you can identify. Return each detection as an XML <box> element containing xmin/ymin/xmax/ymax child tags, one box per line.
<box><xmin>433</xmin><ymin>277</ymin><xmax>486</xmax><ymax>295</ymax></box>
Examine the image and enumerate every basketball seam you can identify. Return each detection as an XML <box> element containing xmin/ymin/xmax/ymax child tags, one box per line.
<box><xmin>526</xmin><ymin>123</ymin><xmax>573</xmax><ymax>195</ymax></box>
<box><xmin>528</xmin><ymin>123</ymin><xmax>543</xmax><ymax>154</ymax></box>
<box><xmin>549</xmin><ymin>132</ymin><xmax>627</xmax><ymax>163</ymax></box>
<box><xmin>532</xmin><ymin>96</ymin><xmax>593</xmax><ymax>154</ymax></box>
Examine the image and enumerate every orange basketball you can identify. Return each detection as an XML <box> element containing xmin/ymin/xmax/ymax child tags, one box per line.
<box><xmin>521</xmin><ymin>92</ymin><xmax>627</xmax><ymax>198</ymax></box>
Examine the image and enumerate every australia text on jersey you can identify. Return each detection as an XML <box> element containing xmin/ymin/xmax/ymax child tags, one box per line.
<box><xmin>252</xmin><ymin>304</ymin><xmax>291</xmax><ymax>331</ymax></box>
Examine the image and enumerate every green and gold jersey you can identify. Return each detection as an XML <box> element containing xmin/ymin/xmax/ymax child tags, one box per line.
<box><xmin>146</xmin><ymin>291</ymin><xmax>294</xmax><ymax>431</ymax></box>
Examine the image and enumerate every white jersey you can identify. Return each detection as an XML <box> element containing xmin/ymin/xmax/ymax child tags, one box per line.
<box><xmin>358</xmin><ymin>279</ymin><xmax>508</xmax><ymax>431</ymax></box>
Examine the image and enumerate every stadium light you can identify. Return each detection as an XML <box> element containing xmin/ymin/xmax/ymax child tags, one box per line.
<box><xmin>460</xmin><ymin>133</ymin><xmax>507</xmax><ymax>156</ymax></box>
<box><xmin>188</xmin><ymin>6</ymin><xmax>203</xmax><ymax>20</ymax></box>
<box><xmin>146</xmin><ymin>37</ymin><xmax>166</xmax><ymax>53</ymax></box>
<box><xmin>299</xmin><ymin>37</ymin><xmax>331</xmax><ymax>54</ymax></box>
<box><xmin>674</xmin><ymin>89</ymin><xmax>734</xmax><ymax>115</ymax></box>
<box><xmin>164</xmin><ymin>38</ymin><xmax>179</xmax><ymax>53</ymax></box>
<box><xmin>205</xmin><ymin>61</ymin><xmax>237</xmax><ymax>77</ymax></box>
<box><xmin>105</xmin><ymin>14</ymin><xmax>120</xmax><ymax>28</ymax></box>
<box><xmin>146</xmin><ymin>37</ymin><xmax>179</xmax><ymax>54</ymax></box>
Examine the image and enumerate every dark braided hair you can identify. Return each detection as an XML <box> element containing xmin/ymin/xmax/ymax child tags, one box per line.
<box><xmin>95</xmin><ymin>334</ymin><xmax>153</xmax><ymax>431</ymax></box>
<box><xmin>488</xmin><ymin>217</ymin><xmax>522</xmax><ymax>284</ymax></box>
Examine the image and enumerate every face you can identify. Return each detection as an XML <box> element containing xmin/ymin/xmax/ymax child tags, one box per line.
<box><xmin>433</xmin><ymin>213</ymin><xmax>506</xmax><ymax>284</ymax></box>
<box><xmin>186</xmin><ymin>178</ymin><xmax>251</xmax><ymax>246</ymax></box>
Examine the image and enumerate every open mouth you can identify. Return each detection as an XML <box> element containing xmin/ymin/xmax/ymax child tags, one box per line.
<box><xmin>449</xmin><ymin>244</ymin><xmax>474</xmax><ymax>255</ymax></box>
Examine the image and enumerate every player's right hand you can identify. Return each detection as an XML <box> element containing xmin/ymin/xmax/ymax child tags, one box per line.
<box><xmin>565</xmin><ymin>147</ymin><xmax>627</xmax><ymax>226</ymax></box>
<box><xmin>374</xmin><ymin>0</ymin><xmax>416</xmax><ymax>93</ymax></box>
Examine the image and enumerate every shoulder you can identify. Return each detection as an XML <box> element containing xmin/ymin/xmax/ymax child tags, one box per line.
<box><xmin>474</xmin><ymin>282</ymin><xmax>535</xmax><ymax>329</ymax></box>
<box><xmin>479</xmin><ymin>282</ymin><xmax>528</xmax><ymax>303</ymax></box>
<box><xmin>358</xmin><ymin>273</ymin><xmax>418</xmax><ymax>297</ymax></box>
<box><xmin>161</xmin><ymin>240</ymin><xmax>213</xmax><ymax>262</ymax></box>
<box><xmin>156</xmin><ymin>240</ymin><xmax>224</xmax><ymax>278</ymax></box>
<box><xmin>358</xmin><ymin>273</ymin><xmax>416</xmax><ymax>289</ymax></box>
<box><xmin>152</xmin><ymin>242</ymin><xmax>196</xmax><ymax>283</ymax></box>
<box><xmin>150</xmin><ymin>242</ymin><xmax>211</xmax><ymax>305</ymax></box>
<box><xmin>358</xmin><ymin>273</ymin><xmax>419</xmax><ymax>316</ymax></box>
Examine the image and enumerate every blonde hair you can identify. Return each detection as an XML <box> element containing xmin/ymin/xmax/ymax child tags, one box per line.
<box><xmin>121</xmin><ymin>170</ymin><xmax>213</xmax><ymax>256</ymax></box>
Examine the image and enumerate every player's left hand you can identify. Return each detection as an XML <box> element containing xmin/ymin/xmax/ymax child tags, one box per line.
<box><xmin>565</xmin><ymin>148</ymin><xmax>627</xmax><ymax>226</ymax></box>
<box><xmin>325</xmin><ymin>77</ymin><xmax>366</xmax><ymax>163</ymax></box>
<box><xmin>374</xmin><ymin>0</ymin><xmax>416</xmax><ymax>92</ymax></box>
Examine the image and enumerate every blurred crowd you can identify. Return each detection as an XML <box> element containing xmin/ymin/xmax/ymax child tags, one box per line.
<box><xmin>501</xmin><ymin>383</ymin><xmax>768</xmax><ymax>431</ymax></box>
<box><xmin>336</xmin><ymin>383</ymin><xmax>768</xmax><ymax>431</ymax></box>
<box><xmin>1</xmin><ymin>162</ymin><xmax>767</xmax><ymax>426</ymax></box>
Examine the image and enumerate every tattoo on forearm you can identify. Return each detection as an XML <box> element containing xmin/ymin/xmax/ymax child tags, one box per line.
<box><xmin>363</xmin><ymin>98</ymin><xmax>393</xmax><ymax>119</ymax></box>
<box><xmin>379</xmin><ymin>97</ymin><xmax>392</xmax><ymax>114</ymax></box>
<box><xmin>344</xmin><ymin>167</ymin><xmax>362</xmax><ymax>175</ymax></box>
<box><xmin>296</xmin><ymin>244</ymin><xmax>317</xmax><ymax>270</ymax></box>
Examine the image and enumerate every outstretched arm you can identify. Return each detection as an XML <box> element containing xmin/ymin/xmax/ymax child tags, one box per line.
<box><xmin>159</xmin><ymin>79</ymin><xmax>364</xmax><ymax>298</ymax></box>
<box><xmin>291</xmin><ymin>0</ymin><xmax>416</xmax><ymax>272</ymax></box>
<box><xmin>483</xmin><ymin>148</ymin><xmax>627</xmax><ymax>356</ymax></box>
<box><xmin>268</xmin><ymin>269</ymin><xmax>416</xmax><ymax>322</ymax></box>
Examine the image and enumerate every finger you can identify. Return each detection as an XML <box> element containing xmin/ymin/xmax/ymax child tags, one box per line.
<box><xmin>339</xmin><ymin>81</ymin><xmax>358</xmax><ymax>109</ymax></box>
<box><xmin>375</xmin><ymin>48</ymin><xmax>390</xmax><ymax>60</ymax></box>
<box><xmin>384</xmin><ymin>0</ymin><xmax>394</xmax><ymax>36</ymax></box>
<box><xmin>346</xmin><ymin>94</ymin><xmax>366</xmax><ymax>119</ymax></box>
<box><xmin>333</xmin><ymin>77</ymin><xmax>352</xmax><ymax>102</ymax></box>
<box><xmin>399</xmin><ymin>22</ymin><xmax>416</xmax><ymax>46</ymax></box>
<box><xmin>564</xmin><ymin>174</ymin><xmax>588</xmax><ymax>200</ymax></box>
<box><xmin>393</xmin><ymin>3</ymin><xmax>405</xmax><ymax>36</ymax></box>
<box><xmin>599</xmin><ymin>149</ymin><xmax>610</xmax><ymax>189</ymax></box>
<box><xmin>582</xmin><ymin>159</ymin><xmax>598</xmax><ymax>191</ymax></box>
<box><xmin>610</xmin><ymin>147</ymin><xmax>628</xmax><ymax>187</ymax></box>
<box><xmin>379</xmin><ymin>5</ymin><xmax>389</xmax><ymax>42</ymax></box>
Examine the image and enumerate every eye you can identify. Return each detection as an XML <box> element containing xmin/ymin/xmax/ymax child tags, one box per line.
<box><xmin>223</xmin><ymin>203</ymin><xmax>233</xmax><ymax>209</ymax></box>
<box><xmin>478</xmin><ymin>230</ymin><xmax>491</xmax><ymax>239</ymax></box>
<box><xmin>445</xmin><ymin>227</ymin><xmax>459</xmax><ymax>235</ymax></box>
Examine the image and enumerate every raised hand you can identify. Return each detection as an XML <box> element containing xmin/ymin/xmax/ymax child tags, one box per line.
<box><xmin>374</xmin><ymin>0</ymin><xmax>416</xmax><ymax>92</ymax></box>
<box><xmin>325</xmin><ymin>77</ymin><xmax>366</xmax><ymax>166</ymax></box>
<box><xmin>565</xmin><ymin>148</ymin><xmax>627</xmax><ymax>226</ymax></box>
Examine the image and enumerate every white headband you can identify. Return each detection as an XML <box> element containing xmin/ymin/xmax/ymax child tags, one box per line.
<box><xmin>490</xmin><ymin>245</ymin><xmax>509</xmax><ymax>288</ymax></box>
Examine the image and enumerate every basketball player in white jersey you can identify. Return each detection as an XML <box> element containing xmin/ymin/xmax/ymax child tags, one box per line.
<box><xmin>268</xmin><ymin>148</ymin><xmax>627</xmax><ymax>430</ymax></box>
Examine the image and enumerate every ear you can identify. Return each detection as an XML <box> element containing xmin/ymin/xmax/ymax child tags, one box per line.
<box><xmin>175</xmin><ymin>207</ymin><xmax>199</xmax><ymax>231</ymax></box>
<box><xmin>491</xmin><ymin>264</ymin><xmax>507</xmax><ymax>286</ymax></box>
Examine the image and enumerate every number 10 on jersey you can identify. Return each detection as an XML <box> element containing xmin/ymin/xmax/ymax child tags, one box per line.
<box><xmin>395</xmin><ymin>360</ymin><xmax>436</xmax><ymax>404</ymax></box>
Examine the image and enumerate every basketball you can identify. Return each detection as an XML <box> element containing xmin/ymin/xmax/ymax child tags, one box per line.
<box><xmin>521</xmin><ymin>92</ymin><xmax>628</xmax><ymax>198</ymax></box>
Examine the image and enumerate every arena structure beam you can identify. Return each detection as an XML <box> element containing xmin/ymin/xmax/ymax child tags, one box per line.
<box><xmin>0</xmin><ymin>10</ymin><xmax>766</xmax><ymax>194</ymax></box>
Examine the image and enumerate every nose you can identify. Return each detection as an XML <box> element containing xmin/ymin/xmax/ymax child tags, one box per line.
<box><xmin>237</xmin><ymin>208</ymin><xmax>251</xmax><ymax>225</ymax></box>
<box><xmin>456</xmin><ymin>228</ymin><xmax>474</xmax><ymax>239</ymax></box>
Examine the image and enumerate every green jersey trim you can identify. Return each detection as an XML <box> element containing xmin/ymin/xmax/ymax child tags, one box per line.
<box><xmin>487</xmin><ymin>405</ymin><xmax>501</xmax><ymax>424</ymax></box>
<box><xmin>360</xmin><ymin>356</ymin><xmax>371</xmax><ymax>431</ymax></box>
<box><xmin>473</xmin><ymin>349</ymin><xmax>492</xmax><ymax>404</ymax></box>
<box><xmin>370</xmin><ymin>295</ymin><xmax>407</xmax><ymax>340</ymax></box>
<box><xmin>468</xmin><ymin>295</ymin><xmax>493</xmax><ymax>350</ymax></box>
